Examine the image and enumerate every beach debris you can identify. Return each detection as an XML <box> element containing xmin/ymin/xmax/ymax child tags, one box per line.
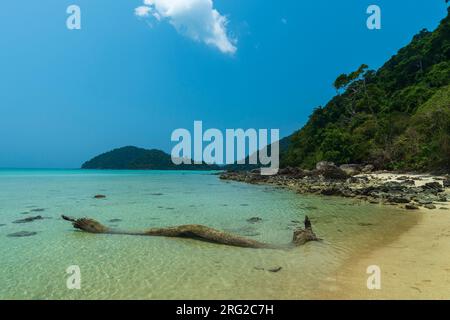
<box><xmin>61</xmin><ymin>215</ymin><xmax>320</xmax><ymax>249</ymax></box>
<box><xmin>94</xmin><ymin>195</ymin><xmax>106</xmax><ymax>199</ymax></box>
<box><xmin>13</xmin><ymin>215</ymin><xmax>44</xmax><ymax>224</ymax></box>
<box><xmin>7</xmin><ymin>231</ymin><xmax>38</xmax><ymax>237</ymax></box>
<box><xmin>246</xmin><ymin>217</ymin><xmax>263</xmax><ymax>223</ymax></box>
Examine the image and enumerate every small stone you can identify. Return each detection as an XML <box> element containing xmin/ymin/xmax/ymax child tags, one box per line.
<box><xmin>268</xmin><ymin>267</ymin><xmax>282</xmax><ymax>273</ymax></box>
<box><xmin>405</xmin><ymin>204</ymin><xmax>419</xmax><ymax>210</ymax></box>
<box><xmin>424</xmin><ymin>204</ymin><xmax>436</xmax><ymax>210</ymax></box>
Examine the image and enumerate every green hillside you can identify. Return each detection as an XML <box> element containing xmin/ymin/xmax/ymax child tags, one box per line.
<box><xmin>282</xmin><ymin>9</ymin><xmax>450</xmax><ymax>172</ymax></box>
<box><xmin>81</xmin><ymin>146</ymin><xmax>219</xmax><ymax>170</ymax></box>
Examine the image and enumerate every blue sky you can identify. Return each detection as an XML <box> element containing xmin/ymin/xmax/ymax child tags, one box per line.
<box><xmin>0</xmin><ymin>1</ymin><xmax>447</xmax><ymax>168</ymax></box>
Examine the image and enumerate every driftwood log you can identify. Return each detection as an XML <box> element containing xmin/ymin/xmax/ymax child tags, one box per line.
<box><xmin>61</xmin><ymin>215</ymin><xmax>319</xmax><ymax>249</ymax></box>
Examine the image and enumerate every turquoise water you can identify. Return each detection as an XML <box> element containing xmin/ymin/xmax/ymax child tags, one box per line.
<box><xmin>0</xmin><ymin>169</ymin><xmax>418</xmax><ymax>299</ymax></box>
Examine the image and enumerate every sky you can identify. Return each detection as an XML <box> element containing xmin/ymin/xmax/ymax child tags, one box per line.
<box><xmin>0</xmin><ymin>0</ymin><xmax>448</xmax><ymax>168</ymax></box>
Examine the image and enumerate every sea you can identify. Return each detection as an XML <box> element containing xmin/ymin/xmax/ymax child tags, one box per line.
<box><xmin>0</xmin><ymin>169</ymin><xmax>419</xmax><ymax>299</ymax></box>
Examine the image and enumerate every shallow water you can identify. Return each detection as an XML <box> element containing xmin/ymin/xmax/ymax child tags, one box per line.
<box><xmin>0</xmin><ymin>169</ymin><xmax>419</xmax><ymax>299</ymax></box>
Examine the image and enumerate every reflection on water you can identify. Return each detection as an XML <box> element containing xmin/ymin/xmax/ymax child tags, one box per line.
<box><xmin>0</xmin><ymin>170</ymin><xmax>419</xmax><ymax>299</ymax></box>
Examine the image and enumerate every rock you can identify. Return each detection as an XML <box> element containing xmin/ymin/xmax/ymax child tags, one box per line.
<box><xmin>339</xmin><ymin>164</ymin><xmax>361</xmax><ymax>176</ymax></box>
<box><xmin>443</xmin><ymin>179</ymin><xmax>450</xmax><ymax>188</ymax></box>
<box><xmin>94</xmin><ymin>195</ymin><xmax>106</xmax><ymax>199</ymax></box>
<box><xmin>314</xmin><ymin>162</ymin><xmax>348</xmax><ymax>180</ymax></box>
<box><xmin>424</xmin><ymin>204</ymin><xmax>436</xmax><ymax>210</ymax></box>
<box><xmin>417</xmin><ymin>198</ymin><xmax>433</xmax><ymax>205</ymax></box>
<box><xmin>422</xmin><ymin>182</ymin><xmax>443</xmax><ymax>192</ymax></box>
<box><xmin>358</xmin><ymin>222</ymin><xmax>374</xmax><ymax>227</ymax></box>
<box><xmin>387</xmin><ymin>195</ymin><xmax>411</xmax><ymax>204</ymax></box>
<box><xmin>30</xmin><ymin>208</ymin><xmax>45</xmax><ymax>212</ymax></box>
<box><xmin>108</xmin><ymin>219</ymin><xmax>122</xmax><ymax>223</ymax></box>
<box><xmin>361</xmin><ymin>164</ymin><xmax>375</xmax><ymax>173</ymax></box>
<box><xmin>439</xmin><ymin>207</ymin><xmax>449</xmax><ymax>210</ymax></box>
<box><xmin>268</xmin><ymin>267</ymin><xmax>282</xmax><ymax>273</ymax></box>
<box><xmin>316</xmin><ymin>161</ymin><xmax>335</xmax><ymax>171</ymax></box>
<box><xmin>405</xmin><ymin>204</ymin><xmax>419</xmax><ymax>210</ymax></box>
<box><xmin>149</xmin><ymin>193</ymin><xmax>164</xmax><ymax>196</ymax></box>
<box><xmin>0</xmin><ymin>224</ymin><xmax>6</xmax><ymax>227</ymax></box>
<box><xmin>246</xmin><ymin>217</ymin><xmax>263</xmax><ymax>223</ymax></box>
<box><xmin>7</xmin><ymin>231</ymin><xmax>38</xmax><ymax>237</ymax></box>
<box><xmin>13</xmin><ymin>215</ymin><xmax>44</xmax><ymax>224</ymax></box>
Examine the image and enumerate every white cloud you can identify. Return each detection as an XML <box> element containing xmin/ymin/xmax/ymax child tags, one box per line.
<box><xmin>135</xmin><ymin>0</ymin><xmax>237</xmax><ymax>54</ymax></box>
<box><xmin>135</xmin><ymin>6</ymin><xmax>151</xmax><ymax>17</ymax></box>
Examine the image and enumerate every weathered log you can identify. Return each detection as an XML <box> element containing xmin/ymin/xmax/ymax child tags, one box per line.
<box><xmin>61</xmin><ymin>215</ymin><xmax>319</xmax><ymax>249</ymax></box>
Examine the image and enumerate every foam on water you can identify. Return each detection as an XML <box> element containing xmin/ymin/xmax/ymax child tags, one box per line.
<box><xmin>0</xmin><ymin>169</ymin><xmax>419</xmax><ymax>299</ymax></box>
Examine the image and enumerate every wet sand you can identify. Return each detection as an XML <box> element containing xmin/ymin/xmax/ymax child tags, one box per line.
<box><xmin>315</xmin><ymin>179</ymin><xmax>450</xmax><ymax>299</ymax></box>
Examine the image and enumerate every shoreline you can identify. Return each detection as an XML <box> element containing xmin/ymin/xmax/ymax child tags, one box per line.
<box><xmin>220</xmin><ymin>167</ymin><xmax>450</xmax><ymax>299</ymax></box>
<box><xmin>316</xmin><ymin>202</ymin><xmax>450</xmax><ymax>299</ymax></box>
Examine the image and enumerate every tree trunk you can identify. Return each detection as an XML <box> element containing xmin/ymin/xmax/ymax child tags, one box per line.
<box><xmin>61</xmin><ymin>215</ymin><xmax>319</xmax><ymax>249</ymax></box>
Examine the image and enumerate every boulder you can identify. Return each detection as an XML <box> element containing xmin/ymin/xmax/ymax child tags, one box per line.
<box><xmin>405</xmin><ymin>204</ymin><xmax>419</xmax><ymax>210</ymax></box>
<box><xmin>424</xmin><ymin>204</ymin><xmax>436</xmax><ymax>210</ymax></box>
<box><xmin>443</xmin><ymin>179</ymin><xmax>450</xmax><ymax>188</ymax></box>
<box><xmin>422</xmin><ymin>182</ymin><xmax>444</xmax><ymax>193</ymax></box>
<box><xmin>361</xmin><ymin>164</ymin><xmax>375</xmax><ymax>173</ymax></box>
<box><xmin>339</xmin><ymin>164</ymin><xmax>361</xmax><ymax>176</ymax></box>
<box><xmin>316</xmin><ymin>161</ymin><xmax>335</xmax><ymax>171</ymax></box>
<box><xmin>314</xmin><ymin>162</ymin><xmax>348</xmax><ymax>180</ymax></box>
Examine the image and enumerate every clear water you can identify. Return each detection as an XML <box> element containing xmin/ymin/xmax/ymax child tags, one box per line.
<box><xmin>0</xmin><ymin>169</ymin><xmax>419</xmax><ymax>299</ymax></box>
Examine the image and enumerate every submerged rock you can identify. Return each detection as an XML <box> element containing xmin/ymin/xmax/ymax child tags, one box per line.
<box><xmin>268</xmin><ymin>267</ymin><xmax>282</xmax><ymax>273</ymax></box>
<box><xmin>94</xmin><ymin>195</ymin><xmax>106</xmax><ymax>199</ymax></box>
<box><xmin>246</xmin><ymin>217</ymin><xmax>263</xmax><ymax>223</ymax></box>
<box><xmin>30</xmin><ymin>208</ymin><xmax>45</xmax><ymax>212</ymax></box>
<box><xmin>13</xmin><ymin>215</ymin><xmax>44</xmax><ymax>224</ymax></box>
<box><xmin>7</xmin><ymin>231</ymin><xmax>38</xmax><ymax>237</ymax></box>
<box><xmin>108</xmin><ymin>219</ymin><xmax>122</xmax><ymax>223</ymax></box>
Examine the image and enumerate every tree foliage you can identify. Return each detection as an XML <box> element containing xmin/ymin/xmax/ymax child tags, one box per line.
<box><xmin>283</xmin><ymin>9</ymin><xmax>450</xmax><ymax>171</ymax></box>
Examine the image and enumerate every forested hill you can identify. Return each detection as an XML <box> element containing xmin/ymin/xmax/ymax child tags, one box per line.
<box><xmin>282</xmin><ymin>9</ymin><xmax>450</xmax><ymax>172</ymax></box>
<box><xmin>81</xmin><ymin>146</ymin><xmax>219</xmax><ymax>170</ymax></box>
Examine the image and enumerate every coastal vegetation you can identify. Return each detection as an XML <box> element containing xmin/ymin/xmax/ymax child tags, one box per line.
<box><xmin>82</xmin><ymin>146</ymin><xmax>219</xmax><ymax>170</ymax></box>
<box><xmin>282</xmin><ymin>9</ymin><xmax>450</xmax><ymax>172</ymax></box>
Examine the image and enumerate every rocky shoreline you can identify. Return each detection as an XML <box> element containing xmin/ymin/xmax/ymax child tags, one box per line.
<box><xmin>220</xmin><ymin>162</ymin><xmax>450</xmax><ymax>211</ymax></box>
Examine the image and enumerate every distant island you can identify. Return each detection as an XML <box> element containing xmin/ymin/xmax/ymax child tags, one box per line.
<box><xmin>81</xmin><ymin>146</ymin><xmax>220</xmax><ymax>170</ymax></box>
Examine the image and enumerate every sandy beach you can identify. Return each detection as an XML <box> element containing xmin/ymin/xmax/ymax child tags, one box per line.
<box><xmin>316</xmin><ymin>174</ymin><xmax>450</xmax><ymax>299</ymax></box>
